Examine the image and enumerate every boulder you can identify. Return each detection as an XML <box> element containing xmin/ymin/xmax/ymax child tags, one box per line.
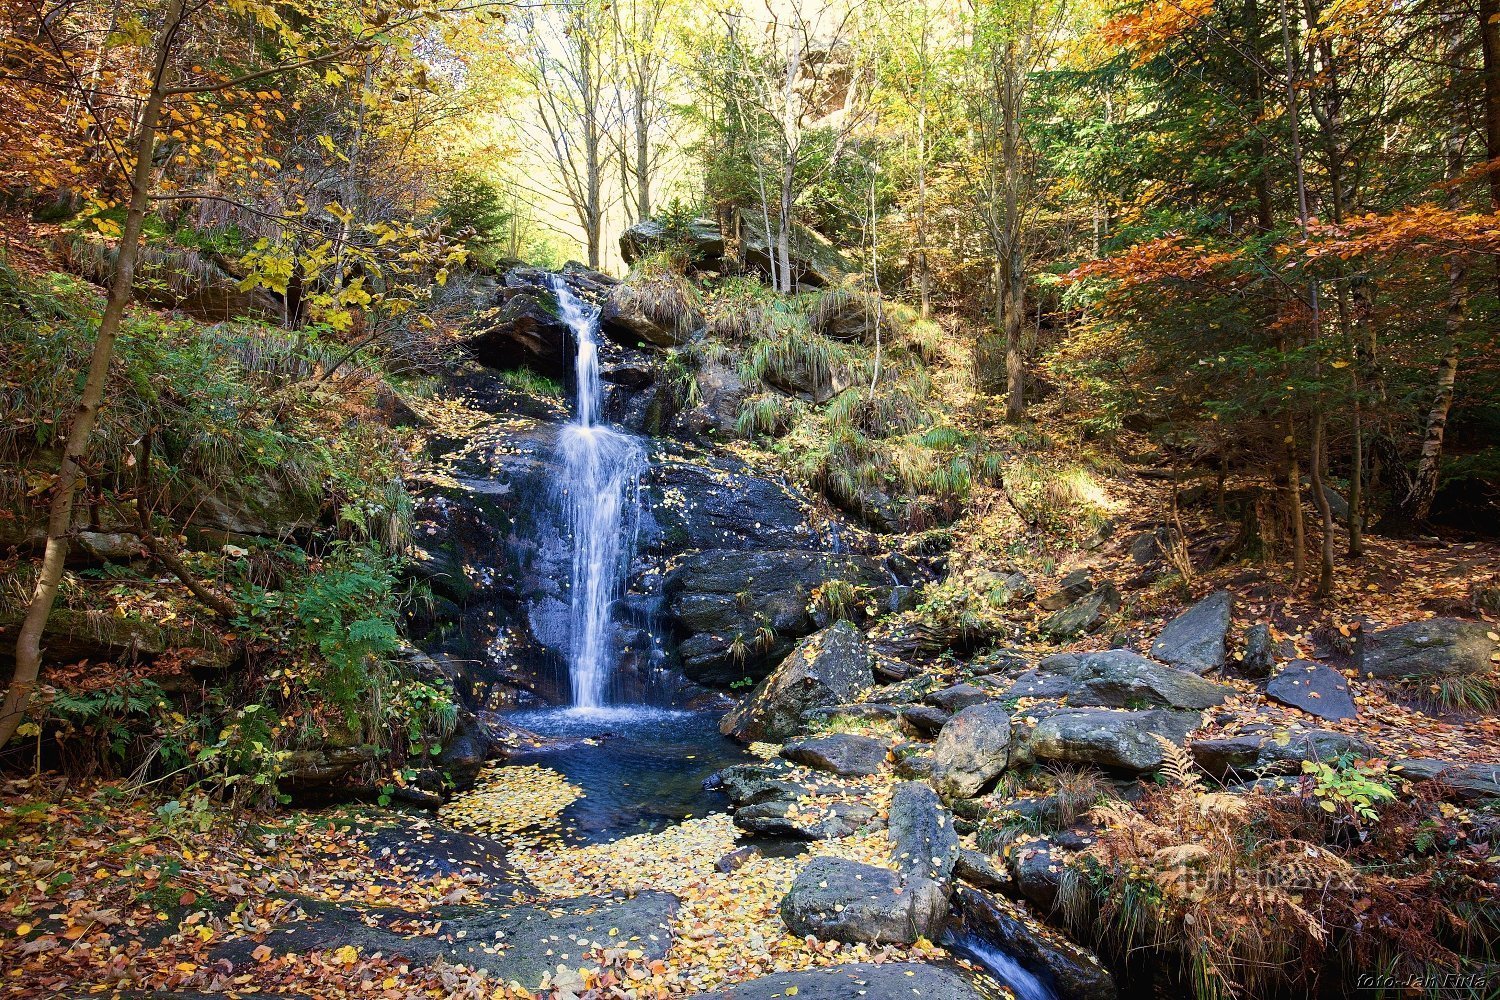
<box><xmin>1150</xmin><ymin>590</ymin><xmax>1232</xmax><ymax>673</ymax></box>
<box><xmin>977</xmin><ymin>570</ymin><xmax>1036</xmax><ymax>607</ymax></box>
<box><xmin>667</xmin><ymin>551</ymin><xmax>889</xmax><ymax>685</ymax></box>
<box><xmin>954</xmin><ymin>848</ymin><xmax>1014</xmax><ymax>893</ymax></box>
<box><xmin>737</xmin><ymin>208</ymin><xmax>852</xmax><ymax>288</ymax></box>
<box><xmin>779</xmin><ymin>857</ymin><xmax>947</xmax><ymax>945</ymax></box>
<box><xmin>887</xmin><ymin>782</ymin><xmax>960</xmax><ymax>883</ymax></box>
<box><xmin>1023</xmin><ymin>709</ymin><xmax>1201</xmax><ymax>774</ymax></box>
<box><xmin>931</xmin><ymin>704</ymin><xmax>1014</xmax><ymax>799</ymax></box>
<box><xmin>1040</xmin><ymin>584</ymin><xmax>1121</xmax><ymax>640</ymax></box>
<box><xmin>720</xmin><ymin>622</ymin><xmax>874</xmax><ymax>742</ymax></box>
<box><xmin>956</xmin><ymin>888</ymin><xmax>1118</xmax><ymax>1000</ymax></box>
<box><xmin>642</xmin><ymin>460</ymin><xmax>821</xmax><ymax>555</ymax></box>
<box><xmin>1189</xmin><ymin>728</ymin><xmax>1375</xmax><ymax>777</ymax></box>
<box><xmin>1008</xmin><ymin>837</ymin><xmax>1069</xmax><ymax>911</ymax></box>
<box><xmin>733</xmin><ymin>798</ymin><xmax>877</xmax><ymax>839</ymax></box>
<box><xmin>619</xmin><ymin>216</ymin><xmax>725</xmax><ymax>266</ymax></box>
<box><xmin>1034</xmin><ymin>649</ymin><xmax>1234</xmax><ymax>710</ymax></box>
<box><xmin>1040</xmin><ymin>570</ymin><xmax>1094</xmax><ymax>611</ymax></box>
<box><xmin>1266</xmin><ymin>660</ymin><xmax>1357</xmax><ymax>721</ymax></box>
<box><xmin>782</xmin><ymin>733</ymin><xmax>890</xmax><ymax>777</ymax></box>
<box><xmin>721</xmin><ymin>963</ymin><xmax>983</xmax><ymax>1000</ymax></box>
<box><xmin>1355</xmin><ymin>618</ymin><xmax>1498</xmax><ymax>680</ymax></box>
<box><xmin>1392</xmin><ymin>759</ymin><xmax>1500</xmax><ymax>803</ymax></box>
<box><xmin>712</xmin><ymin>760</ymin><xmax>825</xmax><ymax>806</ymax></box>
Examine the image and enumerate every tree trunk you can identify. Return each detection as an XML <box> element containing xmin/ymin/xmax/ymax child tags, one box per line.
<box><xmin>1</xmin><ymin>0</ymin><xmax>183</xmax><ymax>747</ymax></box>
<box><xmin>1480</xmin><ymin>0</ymin><xmax>1500</xmax><ymax>211</ymax></box>
<box><xmin>1309</xmin><ymin>413</ymin><xmax>1336</xmax><ymax>596</ymax></box>
<box><xmin>1397</xmin><ymin>263</ymin><xmax>1465</xmax><ymax>525</ymax></box>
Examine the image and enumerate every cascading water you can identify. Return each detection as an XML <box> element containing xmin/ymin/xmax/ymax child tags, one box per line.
<box><xmin>553</xmin><ymin>275</ymin><xmax>645</xmax><ymax>710</ymax></box>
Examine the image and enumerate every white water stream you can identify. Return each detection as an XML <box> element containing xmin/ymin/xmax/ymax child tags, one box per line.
<box><xmin>553</xmin><ymin>276</ymin><xmax>645</xmax><ymax>710</ymax></box>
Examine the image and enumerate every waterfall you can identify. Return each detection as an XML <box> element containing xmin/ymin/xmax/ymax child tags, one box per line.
<box><xmin>554</xmin><ymin>275</ymin><xmax>645</xmax><ymax>710</ymax></box>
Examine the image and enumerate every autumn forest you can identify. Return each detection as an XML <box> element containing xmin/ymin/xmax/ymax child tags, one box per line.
<box><xmin>0</xmin><ymin>1</ymin><xmax>1497</xmax><ymax>998</ymax></box>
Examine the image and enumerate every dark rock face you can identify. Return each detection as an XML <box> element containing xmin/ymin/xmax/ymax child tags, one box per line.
<box><xmin>720</xmin><ymin>963</ymin><xmax>983</xmax><ymax>1000</ymax></box>
<box><xmin>1150</xmin><ymin>590</ymin><xmax>1232</xmax><ymax>673</ymax></box>
<box><xmin>641</xmin><ymin>460</ymin><xmax>822</xmax><ymax>554</ymax></box>
<box><xmin>1355</xmin><ymin>618</ymin><xmax>1498</xmax><ymax>679</ymax></box>
<box><xmin>1023</xmin><ymin>708</ymin><xmax>1201</xmax><ymax>774</ymax></box>
<box><xmin>1267</xmin><ymin>660</ymin><xmax>1357</xmax><ymax>720</ymax></box>
<box><xmin>463</xmin><ymin>290</ymin><xmax>571</xmax><ymax>378</ymax></box>
<box><xmin>780</xmin><ymin>857</ymin><xmax>947</xmax><ymax>945</ymax></box>
<box><xmin>931</xmin><ymin>704</ymin><xmax>1014</xmax><ymax>799</ymax></box>
<box><xmin>720</xmin><ymin>622</ymin><xmax>874</xmax><ymax>742</ymax></box>
<box><xmin>1033</xmin><ymin>649</ymin><xmax>1234</xmax><ymax>710</ymax></box>
<box><xmin>782</xmin><ymin>733</ymin><xmax>890</xmax><ymax>777</ymax></box>
<box><xmin>619</xmin><ymin>216</ymin><xmax>726</xmax><ymax>267</ymax></box>
<box><xmin>712</xmin><ymin>760</ymin><xmax>831</xmax><ymax>806</ymax></box>
<box><xmin>668</xmin><ymin>553</ymin><xmax>889</xmax><ymax>685</ymax></box>
<box><xmin>1008</xmin><ymin>837</ymin><xmax>1069</xmax><ymax>910</ymax></box>
<box><xmin>956</xmin><ymin>888</ymin><xmax>1118</xmax><ymax>1000</ymax></box>
<box><xmin>1040</xmin><ymin>583</ymin><xmax>1121</xmax><ymax>640</ymax></box>
<box><xmin>888</xmin><ymin>782</ymin><xmax>960</xmax><ymax>883</ymax></box>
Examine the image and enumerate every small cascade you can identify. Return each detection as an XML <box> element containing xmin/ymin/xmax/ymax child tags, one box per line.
<box><xmin>553</xmin><ymin>275</ymin><xmax>645</xmax><ymax>710</ymax></box>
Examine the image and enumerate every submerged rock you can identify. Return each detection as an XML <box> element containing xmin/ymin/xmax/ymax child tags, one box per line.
<box><xmin>720</xmin><ymin>622</ymin><xmax>874</xmax><ymax>742</ymax></box>
<box><xmin>780</xmin><ymin>857</ymin><xmax>947</xmax><ymax>945</ymax></box>
<box><xmin>1150</xmin><ymin>590</ymin><xmax>1232</xmax><ymax>673</ymax></box>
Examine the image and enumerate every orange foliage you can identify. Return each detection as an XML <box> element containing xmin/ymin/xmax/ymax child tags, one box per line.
<box><xmin>1101</xmin><ymin>0</ymin><xmax>1215</xmax><ymax>60</ymax></box>
<box><xmin>1305</xmin><ymin>204</ymin><xmax>1500</xmax><ymax>260</ymax></box>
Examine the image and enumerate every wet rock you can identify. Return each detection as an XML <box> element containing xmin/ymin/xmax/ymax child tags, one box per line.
<box><xmin>801</xmin><ymin>702</ymin><xmax>903</xmax><ymax>725</ymax></box>
<box><xmin>1355</xmin><ymin>618</ymin><xmax>1498</xmax><ymax>680</ymax></box>
<box><xmin>1266</xmin><ymin>660</ymin><xmax>1357</xmax><ymax>721</ymax></box>
<box><xmin>925</xmin><ymin>683</ymin><xmax>992</xmax><ymax>714</ymax></box>
<box><xmin>1033</xmin><ymin>649</ymin><xmax>1234</xmax><ymax>710</ymax></box>
<box><xmin>668</xmin><ymin>552</ymin><xmax>888</xmax><ymax>685</ymax></box>
<box><xmin>1040</xmin><ymin>570</ymin><xmax>1094</xmax><ymax>611</ymax></box>
<box><xmin>721</xmin><ymin>963</ymin><xmax>983</xmax><ymax>1000</ymax></box>
<box><xmin>677</xmin><ymin>350</ymin><xmax>747</xmax><ymax>437</ymax></box>
<box><xmin>782</xmin><ymin>733</ymin><xmax>890</xmax><ymax>777</ymax></box>
<box><xmin>711</xmin><ymin>760</ymin><xmax>821</xmax><ymax>806</ymax></box>
<box><xmin>956</xmin><ymin>888</ymin><xmax>1117</xmax><ymax>1000</ymax></box>
<box><xmin>931</xmin><ymin>704</ymin><xmax>1014</xmax><ymax>799</ymax></box>
<box><xmin>1150</xmin><ymin>590</ymin><xmax>1232</xmax><ymax>673</ymax></box>
<box><xmin>780</xmin><ymin>857</ymin><xmax>947</xmax><ymax>945</ymax></box>
<box><xmin>1039</xmin><ymin>583</ymin><xmax>1121</xmax><ymax>640</ymax></box>
<box><xmin>888</xmin><ymin>782</ymin><xmax>960</xmax><ymax>883</ymax></box>
<box><xmin>643</xmin><ymin>460</ymin><xmax>821</xmax><ymax>554</ymax></box>
<box><xmin>734</xmin><ymin>799</ymin><xmax>878</xmax><ymax>839</ymax></box>
<box><xmin>720</xmin><ymin>621</ymin><xmax>874</xmax><ymax>742</ymax></box>
<box><xmin>1023</xmin><ymin>708</ymin><xmax>1201</xmax><ymax>774</ymax></box>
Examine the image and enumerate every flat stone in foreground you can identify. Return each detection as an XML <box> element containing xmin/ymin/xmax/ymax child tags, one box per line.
<box><xmin>718</xmin><ymin>962</ymin><xmax>983</xmax><ymax>999</ymax></box>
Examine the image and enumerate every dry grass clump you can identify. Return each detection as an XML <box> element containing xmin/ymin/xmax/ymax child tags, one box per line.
<box><xmin>616</xmin><ymin>261</ymin><xmax>704</xmax><ymax>335</ymax></box>
<box><xmin>1067</xmin><ymin>737</ymin><xmax>1500</xmax><ymax>999</ymax></box>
